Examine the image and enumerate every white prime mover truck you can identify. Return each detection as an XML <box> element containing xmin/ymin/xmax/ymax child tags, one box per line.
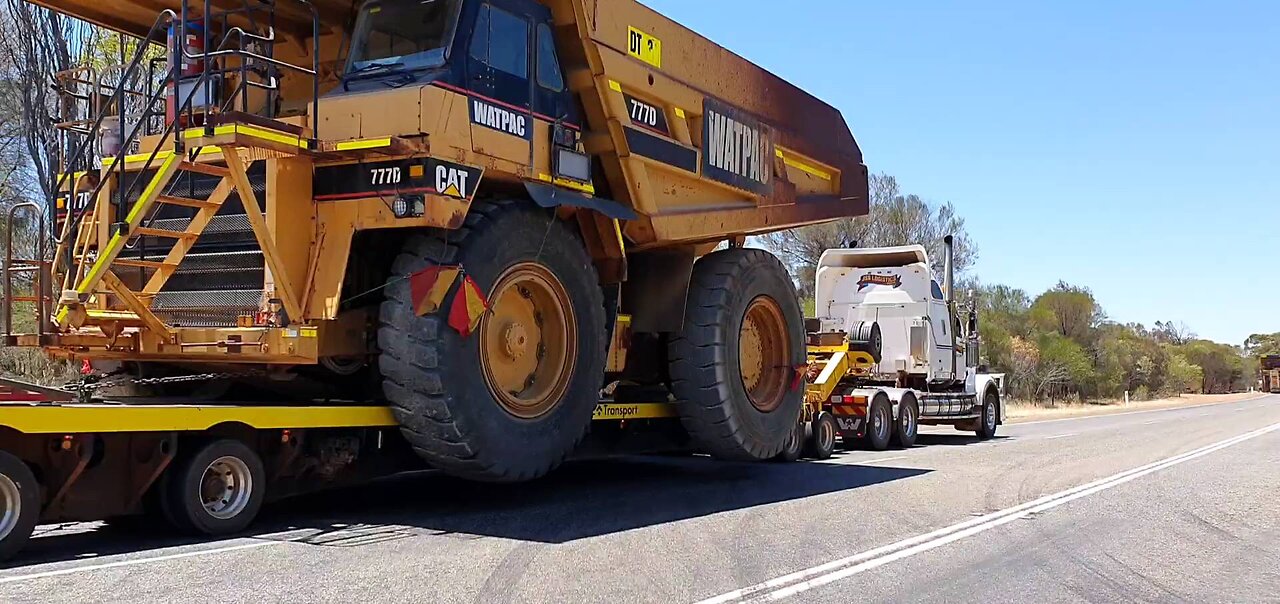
<box><xmin>800</xmin><ymin>236</ymin><xmax>1005</xmax><ymax>455</ymax></box>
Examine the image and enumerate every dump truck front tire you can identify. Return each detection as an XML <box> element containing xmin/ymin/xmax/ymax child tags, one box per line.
<box><xmin>669</xmin><ymin>249</ymin><xmax>805</xmax><ymax>460</ymax></box>
<box><xmin>378</xmin><ymin>201</ymin><xmax>607</xmax><ymax>482</ymax></box>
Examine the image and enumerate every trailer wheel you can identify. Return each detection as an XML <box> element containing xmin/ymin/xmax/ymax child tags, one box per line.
<box><xmin>0</xmin><ymin>451</ymin><xmax>38</xmax><ymax>563</ymax></box>
<box><xmin>864</xmin><ymin>394</ymin><xmax>893</xmax><ymax>451</ymax></box>
<box><xmin>669</xmin><ymin>249</ymin><xmax>806</xmax><ymax>461</ymax></box>
<box><xmin>378</xmin><ymin>201</ymin><xmax>607</xmax><ymax>482</ymax></box>
<box><xmin>774</xmin><ymin>422</ymin><xmax>804</xmax><ymax>462</ymax></box>
<box><xmin>160</xmin><ymin>440</ymin><xmax>265</xmax><ymax>536</ymax></box>
<box><xmin>893</xmin><ymin>394</ymin><xmax>919</xmax><ymax>448</ymax></box>
<box><xmin>976</xmin><ymin>389</ymin><xmax>999</xmax><ymax>440</ymax></box>
<box><xmin>804</xmin><ymin>412</ymin><xmax>838</xmax><ymax>460</ymax></box>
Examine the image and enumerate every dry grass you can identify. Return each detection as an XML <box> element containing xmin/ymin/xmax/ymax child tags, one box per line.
<box><xmin>1005</xmin><ymin>393</ymin><xmax>1260</xmax><ymax>423</ymax></box>
<box><xmin>0</xmin><ymin>346</ymin><xmax>79</xmax><ymax>386</ymax></box>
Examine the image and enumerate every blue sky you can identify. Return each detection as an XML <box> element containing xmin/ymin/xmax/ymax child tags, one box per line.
<box><xmin>641</xmin><ymin>0</ymin><xmax>1279</xmax><ymax>346</ymax></box>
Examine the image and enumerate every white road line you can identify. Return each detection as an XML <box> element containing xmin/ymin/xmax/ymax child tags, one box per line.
<box><xmin>1042</xmin><ymin>433</ymin><xmax>1077</xmax><ymax>440</ymax></box>
<box><xmin>859</xmin><ymin>456</ymin><xmax>907</xmax><ymax>465</ymax></box>
<box><xmin>694</xmin><ymin>421</ymin><xmax>1280</xmax><ymax>604</ymax></box>
<box><xmin>0</xmin><ymin>541</ymin><xmax>280</xmax><ymax>585</ymax></box>
<box><xmin>1012</xmin><ymin>396</ymin><xmax>1269</xmax><ymax>426</ymax></box>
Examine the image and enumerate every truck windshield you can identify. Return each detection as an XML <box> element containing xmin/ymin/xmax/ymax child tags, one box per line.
<box><xmin>347</xmin><ymin>0</ymin><xmax>464</xmax><ymax>74</ymax></box>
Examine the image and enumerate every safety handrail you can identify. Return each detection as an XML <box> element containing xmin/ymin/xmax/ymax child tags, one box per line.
<box><xmin>4</xmin><ymin>203</ymin><xmax>49</xmax><ymax>337</ymax></box>
<box><xmin>50</xmin><ymin>9</ymin><xmax>178</xmax><ymax>245</ymax></box>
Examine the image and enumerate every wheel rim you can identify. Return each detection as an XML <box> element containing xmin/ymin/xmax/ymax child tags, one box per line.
<box><xmin>201</xmin><ymin>456</ymin><xmax>253</xmax><ymax>520</ymax></box>
<box><xmin>479</xmin><ymin>262</ymin><xmax>577</xmax><ymax>419</ymax></box>
<box><xmin>0</xmin><ymin>473</ymin><xmax>20</xmax><ymax>543</ymax></box>
<box><xmin>986</xmin><ymin>400</ymin><xmax>997</xmax><ymax>432</ymax></box>
<box><xmin>904</xmin><ymin>404</ymin><xmax>917</xmax><ymax>438</ymax></box>
<box><xmin>873</xmin><ymin>404</ymin><xmax>889</xmax><ymax>440</ymax></box>
<box><xmin>739</xmin><ymin>296</ymin><xmax>791</xmax><ymax>413</ymax></box>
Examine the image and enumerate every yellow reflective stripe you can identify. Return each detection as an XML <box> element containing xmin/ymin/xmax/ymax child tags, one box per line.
<box><xmin>334</xmin><ymin>137</ymin><xmax>392</xmax><ymax>151</ymax></box>
<box><xmin>183</xmin><ymin>124</ymin><xmax>305</xmax><ymax>148</ymax></box>
<box><xmin>537</xmin><ymin>173</ymin><xmax>596</xmax><ymax>196</ymax></box>
<box><xmin>612</xmin><ymin>218</ymin><xmax>625</xmax><ymax>251</ymax></box>
<box><xmin>102</xmin><ymin>147</ymin><xmax>221</xmax><ymax>167</ymax></box>
<box><xmin>592</xmin><ymin>403</ymin><xmax>677</xmax><ymax>421</ymax></box>
<box><xmin>1</xmin><ymin>404</ymin><xmax>398</xmax><ymax>434</ymax></box>
<box><xmin>775</xmin><ymin>148</ymin><xmax>833</xmax><ymax>181</ymax></box>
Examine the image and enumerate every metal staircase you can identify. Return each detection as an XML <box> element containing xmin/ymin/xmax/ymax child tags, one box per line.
<box><xmin>3</xmin><ymin>0</ymin><xmax>321</xmax><ymax>352</ymax></box>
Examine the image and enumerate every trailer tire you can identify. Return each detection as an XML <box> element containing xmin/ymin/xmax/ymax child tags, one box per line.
<box><xmin>669</xmin><ymin>249</ymin><xmax>806</xmax><ymax>461</ymax></box>
<box><xmin>160</xmin><ymin>440</ymin><xmax>265</xmax><ymax>536</ymax></box>
<box><xmin>378</xmin><ymin>201</ymin><xmax>607</xmax><ymax>482</ymax></box>
<box><xmin>893</xmin><ymin>394</ymin><xmax>919</xmax><ymax>448</ymax></box>
<box><xmin>804</xmin><ymin>412</ymin><xmax>837</xmax><ymax>460</ymax></box>
<box><xmin>774</xmin><ymin>422</ymin><xmax>804</xmax><ymax>462</ymax></box>
<box><xmin>976</xmin><ymin>388</ymin><xmax>999</xmax><ymax>440</ymax></box>
<box><xmin>0</xmin><ymin>451</ymin><xmax>38</xmax><ymax>563</ymax></box>
<box><xmin>864</xmin><ymin>394</ymin><xmax>893</xmax><ymax>451</ymax></box>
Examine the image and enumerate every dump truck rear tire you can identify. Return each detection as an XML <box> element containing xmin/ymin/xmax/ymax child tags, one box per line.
<box><xmin>378</xmin><ymin>201</ymin><xmax>607</xmax><ymax>482</ymax></box>
<box><xmin>669</xmin><ymin>249</ymin><xmax>805</xmax><ymax>461</ymax></box>
<box><xmin>0</xmin><ymin>451</ymin><xmax>38</xmax><ymax>563</ymax></box>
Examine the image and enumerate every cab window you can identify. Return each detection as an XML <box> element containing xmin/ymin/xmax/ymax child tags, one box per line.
<box><xmin>536</xmin><ymin>23</ymin><xmax>564</xmax><ymax>91</ymax></box>
<box><xmin>470</xmin><ymin>3</ymin><xmax>529</xmax><ymax>79</ymax></box>
<box><xmin>930</xmin><ymin>280</ymin><xmax>945</xmax><ymax>301</ymax></box>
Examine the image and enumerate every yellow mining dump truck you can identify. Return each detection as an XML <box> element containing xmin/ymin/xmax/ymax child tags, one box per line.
<box><xmin>0</xmin><ymin>0</ymin><xmax>867</xmax><ymax>559</ymax></box>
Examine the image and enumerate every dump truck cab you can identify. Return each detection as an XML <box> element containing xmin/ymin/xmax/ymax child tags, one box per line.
<box><xmin>340</xmin><ymin>0</ymin><xmax>580</xmax><ymax>129</ymax></box>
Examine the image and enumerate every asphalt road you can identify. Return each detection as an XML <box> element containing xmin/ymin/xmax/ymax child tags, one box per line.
<box><xmin>3</xmin><ymin>395</ymin><xmax>1278</xmax><ymax>603</ymax></box>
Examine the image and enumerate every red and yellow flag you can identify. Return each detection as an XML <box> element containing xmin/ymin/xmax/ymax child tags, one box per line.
<box><xmin>448</xmin><ymin>274</ymin><xmax>489</xmax><ymax>337</ymax></box>
<box><xmin>409</xmin><ymin>266</ymin><xmax>461</xmax><ymax>316</ymax></box>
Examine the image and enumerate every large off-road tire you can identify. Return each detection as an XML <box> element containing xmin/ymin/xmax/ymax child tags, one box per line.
<box><xmin>378</xmin><ymin>201</ymin><xmax>607</xmax><ymax>482</ymax></box>
<box><xmin>159</xmin><ymin>439</ymin><xmax>265</xmax><ymax>536</ymax></box>
<box><xmin>668</xmin><ymin>248</ymin><xmax>806</xmax><ymax>461</ymax></box>
<box><xmin>0</xmin><ymin>451</ymin><xmax>39</xmax><ymax>563</ymax></box>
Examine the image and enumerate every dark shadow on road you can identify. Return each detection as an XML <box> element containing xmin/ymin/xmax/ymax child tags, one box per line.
<box><xmin>8</xmin><ymin>455</ymin><xmax>929</xmax><ymax>567</ymax></box>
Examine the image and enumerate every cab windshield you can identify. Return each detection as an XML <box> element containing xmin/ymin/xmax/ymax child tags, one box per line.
<box><xmin>347</xmin><ymin>0</ymin><xmax>464</xmax><ymax>74</ymax></box>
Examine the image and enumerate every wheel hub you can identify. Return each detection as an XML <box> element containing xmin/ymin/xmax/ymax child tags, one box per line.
<box><xmin>201</xmin><ymin>456</ymin><xmax>252</xmax><ymax>520</ymax></box>
<box><xmin>0</xmin><ymin>473</ymin><xmax>20</xmax><ymax>543</ymax></box>
<box><xmin>502</xmin><ymin>323</ymin><xmax>530</xmax><ymax>360</ymax></box>
<box><xmin>480</xmin><ymin>263</ymin><xmax>577</xmax><ymax>419</ymax></box>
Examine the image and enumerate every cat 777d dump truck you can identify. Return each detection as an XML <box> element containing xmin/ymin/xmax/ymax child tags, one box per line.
<box><xmin>0</xmin><ymin>0</ymin><xmax>867</xmax><ymax>551</ymax></box>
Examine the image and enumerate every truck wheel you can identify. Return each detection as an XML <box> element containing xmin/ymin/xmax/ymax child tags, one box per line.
<box><xmin>893</xmin><ymin>394</ymin><xmax>919</xmax><ymax>448</ymax></box>
<box><xmin>804</xmin><ymin>412</ymin><xmax>837</xmax><ymax>460</ymax></box>
<box><xmin>160</xmin><ymin>439</ymin><xmax>265</xmax><ymax>536</ymax></box>
<box><xmin>976</xmin><ymin>389</ymin><xmax>999</xmax><ymax>440</ymax></box>
<box><xmin>864</xmin><ymin>394</ymin><xmax>893</xmax><ymax>451</ymax></box>
<box><xmin>774</xmin><ymin>422</ymin><xmax>804</xmax><ymax>462</ymax></box>
<box><xmin>0</xmin><ymin>451</ymin><xmax>39</xmax><ymax>563</ymax></box>
<box><xmin>378</xmin><ymin>201</ymin><xmax>607</xmax><ymax>482</ymax></box>
<box><xmin>669</xmin><ymin>249</ymin><xmax>806</xmax><ymax>461</ymax></box>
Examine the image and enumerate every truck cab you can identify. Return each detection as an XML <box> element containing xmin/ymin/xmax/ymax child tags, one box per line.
<box><xmin>814</xmin><ymin>244</ymin><xmax>966</xmax><ymax>385</ymax></box>
<box><xmin>337</xmin><ymin>0</ymin><xmax>581</xmax><ymax>129</ymax></box>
